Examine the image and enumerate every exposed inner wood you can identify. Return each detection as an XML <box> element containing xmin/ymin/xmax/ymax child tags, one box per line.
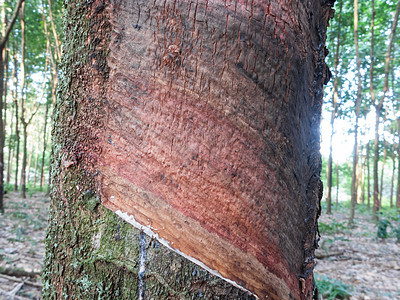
<box><xmin>97</xmin><ymin>0</ymin><xmax>334</xmax><ymax>298</ymax></box>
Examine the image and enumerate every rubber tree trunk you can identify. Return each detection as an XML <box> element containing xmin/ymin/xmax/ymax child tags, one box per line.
<box><xmin>367</xmin><ymin>141</ymin><xmax>371</xmax><ymax>209</ymax></box>
<box><xmin>390</xmin><ymin>154</ymin><xmax>395</xmax><ymax>208</ymax></box>
<box><xmin>397</xmin><ymin>117</ymin><xmax>400</xmax><ymax>209</ymax></box>
<box><xmin>349</xmin><ymin>0</ymin><xmax>362</xmax><ymax>226</ymax></box>
<box><xmin>42</xmin><ymin>0</ymin><xmax>334</xmax><ymax>299</ymax></box>
<box><xmin>326</xmin><ymin>0</ymin><xmax>342</xmax><ymax>215</ymax></box>
<box><xmin>12</xmin><ymin>50</ymin><xmax>19</xmax><ymax>192</ymax></box>
<box><xmin>0</xmin><ymin>0</ymin><xmax>25</xmax><ymax>211</ymax></box>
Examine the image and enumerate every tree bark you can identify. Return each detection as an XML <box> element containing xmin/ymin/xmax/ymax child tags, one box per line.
<box><xmin>42</xmin><ymin>0</ymin><xmax>334</xmax><ymax>299</ymax></box>
<box><xmin>326</xmin><ymin>0</ymin><xmax>342</xmax><ymax>215</ymax></box>
<box><xmin>40</xmin><ymin>101</ymin><xmax>49</xmax><ymax>189</ymax></box>
<box><xmin>379</xmin><ymin>140</ymin><xmax>388</xmax><ymax>206</ymax></box>
<box><xmin>6</xmin><ymin>89</ymin><xmax>14</xmax><ymax>185</ymax></box>
<box><xmin>336</xmin><ymin>162</ymin><xmax>339</xmax><ymax>205</ymax></box>
<box><xmin>372</xmin><ymin>0</ymin><xmax>400</xmax><ymax>220</ymax></box>
<box><xmin>349</xmin><ymin>0</ymin><xmax>362</xmax><ymax>226</ymax></box>
<box><xmin>397</xmin><ymin>117</ymin><xmax>400</xmax><ymax>209</ymax></box>
<box><xmin>0</xmin><ymin>0</ymin><xmax>25</xmax><ymax>211</ymax></box>
<box><xmin>47</xmin><ymin>0</ymin><xmax>61</xmax><ymax>62</ymax></box>
<box><xmin>12</xmin><ymin>49</ymin><xmax>19</xmax><ymax>192</ymax></box>
<box><xmin>390</xmin><ymin>154</ymin><xmax>395</xmax><ymax>208</ymax></box>
<box><xmin>367</xmin><ymin>141</ymin><xmax>371</xmax><ymax>209</ymax></box>
<box><xmin>361</xmin><ymin>152</ymin><xmax>366</xmax><ymax>205</ymax></box>
<box><xmin>40</xmin><ymin>7</ymin><xmax>55</xmax><ymax>189</ymax></box>
<box><xmin>19</xmin><ymin>1</ymin><xmax>27</xmax><ymax>199</ymax></box>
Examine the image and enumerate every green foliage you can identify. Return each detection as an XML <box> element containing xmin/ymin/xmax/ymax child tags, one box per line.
<box><xmin>393</xmin><ymin>225</ymin><xmax>400</xmax><ymax>243</ymax></box>
<box><xmin>376</xmin><ymin>219</ymin><xmax>391</xmax><ymax>239</ymax></box>
<box><xmin>315</xmin><ymin>274</ymin><xmax>352</xmax><ymax>300</ymax></box>
<box><xmin>379</xmin><ymin>207</ymin><xmax>400</xmax><ymax>222</ymax></box>
<box><xmin>319</xmin><ymin>219</ymin><xmax>348</xmax><ymax>234</ymax></box>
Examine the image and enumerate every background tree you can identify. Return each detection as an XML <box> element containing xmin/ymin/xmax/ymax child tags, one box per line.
<box><xmin>0</xmin><ymin>0</ymin><xmax>24</xmax><ymax>212</ymax></box>
<box><xmin>321</xmin><ymin>0</ymin><xmax>400</xmax><ymax>222</ymax></box>
<box><xmin>349</xmin><ymin>0</ymin><xmax>363</xmax><ymax>226</ymax></box>
<box><xmin>371</xmin><ymin>0</ymin><xmax>400</xmax><ymax>220</ymax></box>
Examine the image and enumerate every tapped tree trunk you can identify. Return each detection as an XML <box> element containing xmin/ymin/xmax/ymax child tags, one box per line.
<box><xmin>42</xmin><ymin>0</ymin><xmax>334</xmax><ymax>299</ymax></box>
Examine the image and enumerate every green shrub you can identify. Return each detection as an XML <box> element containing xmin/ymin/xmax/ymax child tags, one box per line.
<box><xmin>393</xmin><ymin>225</ymin><xmax>400</xmax><ymax>243</ymax></box>
<box><xmin>377</xmin><ymin>219</ymin><xmax>391</xmax><ymax>239</ymax></box>
<box><xmin>319</xmin><ymin>220</ymin><xmax>347</xmax><ymax>234</ymax></box>
<box><xmin>315</xmin><ymin>274</ymin><xmax>352</xmax><ymax>300</ymax></box>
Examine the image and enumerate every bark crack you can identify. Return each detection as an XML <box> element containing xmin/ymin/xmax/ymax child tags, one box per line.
<box><xmin>138</xmin><ymin>231</ymin><xmax>147</xmax><ymax>300</ymax></box>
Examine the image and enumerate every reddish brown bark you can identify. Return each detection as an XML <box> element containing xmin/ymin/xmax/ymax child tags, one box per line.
<box><xmin>95</xmin><ymin>0</ymin><xmax>334</xmax><ymax>298</ymax></box>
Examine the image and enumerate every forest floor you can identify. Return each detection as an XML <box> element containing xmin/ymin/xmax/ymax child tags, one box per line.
<box><xmin>0</xmin><ymin>192</ymin><xmax>399</xmax><ymax>299</ymax></box>
<box><xmin>315</xmin><ymin>204</ymin><xmax>400</xmax><ymax>300</ymax></box>
<box><xmin>0</xmin><ymin>192</ymin><xmax>48</xmax><ymax>300</ymax></box>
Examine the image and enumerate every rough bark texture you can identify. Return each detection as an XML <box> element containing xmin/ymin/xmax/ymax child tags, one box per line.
<box><xmin>349</xmin><ymin>0</ymin><xmax>362</xmax><ymax>226</ymax></box>
<box><xmin>397</xmin><ymin>117</ymin><xmax>400</xmax><ymax>209</ymax></box>
<box><xmin>43</xmin><ymin>0</ymin><xmax>334</xmax><ymax>299</ymax></box>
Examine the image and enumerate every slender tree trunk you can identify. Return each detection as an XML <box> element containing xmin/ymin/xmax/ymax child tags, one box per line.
<box><xmin>12</xmin><ymin>50</ymin><xmax>19</xmax><ymax>192</ymax></box>
<box><xmin>26</xmin><ymin>140</ymin><xmax>33</xmax><ymax>184</ymax></box>
<box><xmin>6</xmin><ymin>97</ymin><xmax>14</xmax><ymax>184</ymax></box>
<box><xmin>372</xmin><ymin>0</ymin><xmax>400</xmax><ymax>220</ymax></box>
<box><xmin>327</xmin><ymin>0</ymin><xmax>342</xmax><ymax>215</ymax></box>
<box><xmin>367</xmin><ymin>142</ymin><xmax>371</xmax><ymax>209</ymax></box>
<box><xmin>6</xmin><ymin>144</ymin><xmax>12</xmax><ymax>184</ymax></box>
<box><xmin>350</xmin><ymin>0</ymin><xmax>363</xmax><ymax>226</ymax></box>
<box><xmin>0</xmin><ymin>49</ymin><xmax>4</xmax><ymax>211</ymax></box>
<box><xmin>33</xmin><ymin>152</ymin><xmax>39</xmax><ymax>188</ymax></box>
<box><xmin>372</xmin><ymin>112</ymin><xmax>380</xmax><ymax>218</ymax></box>
<box><xmin>0</xmin><ymin>0</ymin><xmax>25</xmax><ymax>212</ymax></box>
<box><xmin>40</xmin><ymin>101</ymin><xmax>49</xmax><ymax>189</ymax></box>
<box><xmin>361</xmin><ymin>153</ymin><xmax>366</xmax><ymax>205</ymax></box>
<box><xmin>47</xmin><ymin>0</ymin><xmax>61</xmax><ymax>62</ymax></box>
<box><xmin>40</xmin><ymin>11</ymin><xmax>54</xmax><ymax>189</ymax></box>
<box><xmin>390</xmin><ymin>155</ymin><xmax>396</xmax><ymax>208</ymax></box>
<box><xmin>17</xmin><ymin>1</ymin><xmax>41</xmax><ymax>196</ymax></box>
<box><xmin>42</xmin><ymin>0</ymin><xmax>335</xmax><ymax>299</ymax></box>
<box><xmin>379</xmin><ymin>142</ymin><xmax>388</xmax><ymax>207</ymax></box>
<box><xmin>19</xmin><ymin>1</ymin><xmax>27</xmax><ymax>198</ymax></box>
<box><xmin>397</xmin><ymin>117</ymin><xmax>400</xmax><ymax>209</ymax></box>
<box><xmin>336</xmin><ymin>162</ymin><xmax>339</xmax><ymax>205</ymax></box>
<box><xmin>357</xmin><ymin>148</ymin><xmax>363</xmax><ymax>204</ymax></box>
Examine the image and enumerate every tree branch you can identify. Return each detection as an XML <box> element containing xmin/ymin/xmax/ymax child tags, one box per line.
<box><xmin>0</xmin><ymin>0</ymin><xmax>25</xmax><ymax>50</ymax></box>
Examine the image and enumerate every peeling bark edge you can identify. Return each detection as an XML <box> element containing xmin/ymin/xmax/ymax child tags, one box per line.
<box><xmin>115</xmin><ymin>210</ymin><xmax>257</xmax><ymax>299</ymax></box>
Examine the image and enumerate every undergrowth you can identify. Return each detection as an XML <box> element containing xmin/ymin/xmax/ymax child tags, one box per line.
<box><xmin>315</xmin><ymin>274</ymin><xmax>352</xmax><ymax>300</ymax></box>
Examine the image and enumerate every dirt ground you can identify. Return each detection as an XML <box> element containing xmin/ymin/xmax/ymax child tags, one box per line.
<box><xmin>0</xmin><ymin>192</ymin><xmax>48</xmax><ymax>300</ymax></box>
<box><xmin>0</xmin><ymin>192</ymin><xmax>399</xmax><ymax>299</ymax></box>
<box><xmin>315</xmin><ymin>208</ymin><xmax>400</xmax><ymax>300</ymax></box>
